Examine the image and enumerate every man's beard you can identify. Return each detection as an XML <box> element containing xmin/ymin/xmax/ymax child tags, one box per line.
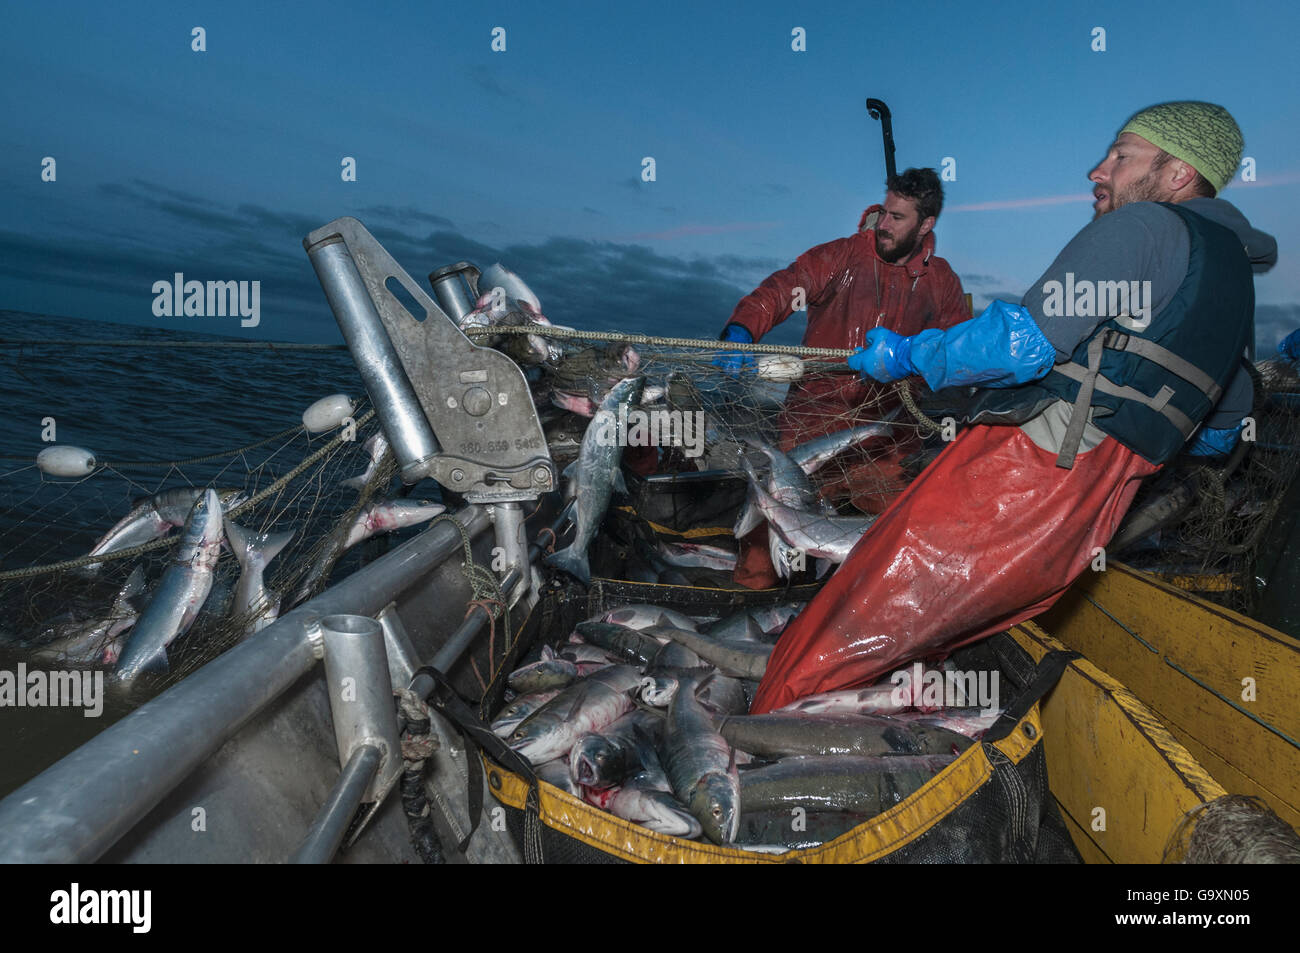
<box><xmin>1095</xmin><ymin>166</ymin><xmax>1168</xmax><ymax>219</ymax></box>
<box><xmin>875</xmin><ymin>227</ymin><xmax>920</xmax><ymax>263</ymax></box>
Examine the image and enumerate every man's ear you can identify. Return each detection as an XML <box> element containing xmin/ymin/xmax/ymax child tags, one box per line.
<box><xmin>1167</xmin><ymin>159</ymin><xmax>1200</xmax><ymax>195</ymax></box>
<box><xmin>918</xmin><ymin>215</ymin><xmax>936</xmax><ymax>237</ymax></box>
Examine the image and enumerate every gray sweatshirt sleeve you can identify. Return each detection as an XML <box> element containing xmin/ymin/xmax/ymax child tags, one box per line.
<box><xmin>1020</xmin><ymin>203</ymin><xmax>1189</xmax><ymax>360</ymax></box>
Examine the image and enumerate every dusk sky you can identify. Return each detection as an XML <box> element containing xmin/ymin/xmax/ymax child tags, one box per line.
<box><xmin>3</xmin><ymin>1</ymin><xmax>1297</xmax><ymax>351</ymax></box>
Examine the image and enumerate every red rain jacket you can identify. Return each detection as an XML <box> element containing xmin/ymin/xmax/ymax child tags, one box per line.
<box><xmin>726</xmin><ymin>205</ymin><xmax>970</xmax><ymax>439</ymax></box>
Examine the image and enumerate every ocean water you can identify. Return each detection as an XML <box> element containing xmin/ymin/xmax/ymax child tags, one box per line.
<box><xmin>0</xmin><ymin>309</ymin><xmax>363</xmax><ymax>564</ymax></box>
<box><xmin>0</xmin><ymin>309</ymin><xmax>371</xmax><ymax>794</ymax></box>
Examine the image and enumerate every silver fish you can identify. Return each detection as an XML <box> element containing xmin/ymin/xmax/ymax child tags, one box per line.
<box><xmin>745</xmin><ymin>458</ymin><xmax>874</xmax><ymax>564</ymax></box>
<box><xmin>786</xmin><ymin>419</ymin><xmax>897</xmax><ymax>475</ymax></box>
<box><xmin>575</xmin><ymin>621</ymin><xmax>664</xmax><ymax>665</ymax></box>
<box><xmin>224</xmin><ymin>519</ymin><xmax>295</xmax><ymax>638</ymax></box>
<box><xmin>665</xmin><ymin>673</ymin><xmax>741</xmax><ymax>845</ymax></box>
<box><xmin>718</xmin><ymin>712</ymin><xmax>973</xmax><ymax>759</ymax></box>
<box><xmin>585</xmin><ymin>778</ymin><xmax>703</xmax><ymax>839</ymax></box>
<box><xmin>290</xmin><ymin>499</ymin><xmax>446</xmax><ymax>608</ymax></box>
<box><xmin>115</xmin><ymin>489</ymin><xmax>224</xmax><ymax>680</ymax></box>
<box><xmin>642</xmin><ymin>624</ymin><xmax>773</xmax><ymax>681</ymax></box>
<box><xmin>507</xmin><ymin>665</ymin><xmax>642</xmax><ymax>764</ymax></box>
<box><xmin>84</xmin><ymin>487</ymin><xmax>244</xmax><ymax>573</ymax></box>
<box><xmin>700</xmin><ymin>611</ymin><xmax>767</xmax><ymax>643</ymax></box>
<box><xmin>734</xmin><ymin>437</ymin><xmax>830</xmax><ymax>538</ymax></box>
<box><xmin>491</xmin><ymin>689</ymin><xmax>562</xmax><ymax>738</ymax></box>
<box><xmin>893</xmin><ymin>707</ymin><xmax>1005</xmax><ymax>740</ymax></box>
<box><xmin>738</xmin><ymin>754</ymin><xmax>955</xmax><ymax>815</ymax></box>
<box><xmin>774</xmin><ymin>677</ymin><xmax>916</xmax><ymax>717</ymax></box>
<box><xmin>655</xmin><ymin>539</ymin><xmax>738</xmax><ymax>571</ymax></box>
<box><xmin>544</xmin><ymin>377</ymin><xmax>644</xmax><ymax>584</ymax></box>
<box><xmin>340</xmin><ymin>432</ymin><xmax>390</xmax><ymax>492</ymax></box>
<box><xmin>508</xmin><ymin>645</ymin><xmax>604</xmax><ymax>694</ymax></box>
<box><xmin>569</xmin><ymin>708</ymin><xmax>664</xmax><ymax>790</ymax></box>
<box><xmin>33</xmin><ymin>565</ymin><xmax>146</xmax><ymax>666</ymax></box>
<box><xmin>750</xmin><ymin>604</ymin><xmax>803</xmax><ymax>636</ymax></box>
<box><xmin>343</xmin><ymin>498</ymin><xmax>446</xmax><ymax>548</ymax></box>
<box><xmin>596</xmin><ymin>603</ymin><xmax>701</xmax><ymax>632</ymax></box>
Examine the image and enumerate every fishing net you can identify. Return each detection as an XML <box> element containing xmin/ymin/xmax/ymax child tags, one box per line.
<box><xmin>1115</xmin><ymin>359</ymin><xmax>1300</xmax><ymax>617</ymax></box>
<box><xmin>0</xmin><ymin>323</ymin><xmax>470</xmax><ymax>725</ymax></box>
<box><xmin>470</xmin><ymin>322</ymin><xmax>942</xmax><ymax>591</ymax></box>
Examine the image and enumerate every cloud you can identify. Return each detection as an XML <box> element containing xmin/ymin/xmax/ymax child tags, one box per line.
<box><xmin>352</xmin><ymin>205</ymin><xmax>457</xmax><ymax>230</ymax></box>
<box><xmin>622</xmin><ymin>222</ymin><xmax>782</xmax><ymax>241</ymax></box>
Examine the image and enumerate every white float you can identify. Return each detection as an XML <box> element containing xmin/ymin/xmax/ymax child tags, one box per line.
<box><xmin>755</xmin><ymin>354</ymin><xmax>805</xmax><ymax>382</ymax></box>
<box><xmin>302</xmin><ymin>394</ymin><xmax>355</xmax><ymax>433</ymax></box>
<box><xmin>36</xmin><ymin>445</ymin><xmax>97</xmax><ymax>477</ymax></box>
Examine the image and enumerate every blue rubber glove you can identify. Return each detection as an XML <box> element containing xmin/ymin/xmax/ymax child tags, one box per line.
<box><xmin>713</xmin><ymin>323</ymin><xmax>755</xmax><ymax>376</ymax></box>
<box><xmin>1187</xmin><ymin>420</ymin><xmax>1245</xmax><ymax>457</ymax></box>
<box><xmin>905</xmin><ymin>300</ymin><xmax>1057</xmax><ymax>390</ymax></box>
<box><xmin>848</xmin><ymin>328</ymin><xmax>914</xmax><ymax>382</ymax></box>
<box><xmin>1279</xmin><ymin>328</ymin><xmax>1300</xmax><ymax>361</ymax></box>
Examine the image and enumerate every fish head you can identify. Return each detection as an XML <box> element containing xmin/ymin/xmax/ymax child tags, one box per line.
<box><xmin>601</xmin><ymin>376</ymin><xmax>645</xmax><ymax>413</ymax></box>
<box><xmin>691</xmin><ymin>773</ymin><xmax>740</xmax><ymax>845</ymax></box>
<box><xmin>569</xmin><ymin>735</ymin><xmax>623</xmax><ymax>788</ymax></box>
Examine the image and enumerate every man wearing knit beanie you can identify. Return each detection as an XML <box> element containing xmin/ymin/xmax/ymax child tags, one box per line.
<box><xmin>1092</xmin><ymin>101</ymin><xmax>1244</xmax><ymax>217</ymax></box>
<box><xmin>754</xmin><ymin>101</ymin><xmax>1279</xmax><ymax>713</ymax></box>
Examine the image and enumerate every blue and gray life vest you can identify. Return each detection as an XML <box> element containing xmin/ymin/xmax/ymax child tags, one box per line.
<box><xmin>969</xmin><ymin>203</ymin><xmax>1254</xmax><ymax>467</ymax></box>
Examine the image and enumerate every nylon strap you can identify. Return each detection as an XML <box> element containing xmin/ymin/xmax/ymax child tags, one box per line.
<box><xmin>414</xmin><ymin>665</ymin><xmax>546</xmax><ymax>861</ymax></box>
<box><xmin>984</xmin><ymin>649</ymin><xmax>1081</xmax><ymax>744</ymax></box>
<box><xmin>1053</xmin><ymin>363</ymin><xmax>1197</xmax><ymax>435</ymax></box>
<box><xmin>1051</xmin><ymin>327</ymin><xmax>1216</xmax><ymax>468</ymax></box>
<box><xmin>1055</xmin><ymin>333</ymin><xmax>1107</xmax><ymax>469</ymax></box>
<box><xmin>1109</xmin><ymin>332</ymin><xmax>1223</xmax><ymax>402</ymax></box>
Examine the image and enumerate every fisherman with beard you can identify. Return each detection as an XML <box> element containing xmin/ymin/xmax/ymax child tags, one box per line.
<box><xmin>714</xmin><ymin>168</ymin><xmax>970</xmax><ymax>588</ymax></box>
<box><xmin>753</xmin><ymin>101</ymin><xmax>1278</xmax><ymax>713</ymax></box>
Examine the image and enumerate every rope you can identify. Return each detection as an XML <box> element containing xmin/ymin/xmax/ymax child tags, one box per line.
<box><xmin>429</xmin><ymin>512</ymin><xmax>513</xmax><ymax>660</ymax></box>
<box><xmin>0</xmin><ymin>409</ymin><xmax>377</xmax><ymax>580</ymax></box>
<box><xmin>464</xmin><ymin>323</ymin><xmax>856</xmax><ymax>359</ymax></box>
<box><xmin>895</xmin><ymin>380</ymin><xmax>945</xmax><ymax>435</ymax></box>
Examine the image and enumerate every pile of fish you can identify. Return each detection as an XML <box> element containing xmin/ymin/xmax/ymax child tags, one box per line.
<box><xmin>491</xmin><ymin>602</ymin><xmax>1003</xmax><ymax>851</ymax></box>
<box><xmin>28</xmin><ymin>463</ymin><xmax>446</xmax><ymax>680</ymax></box>
<box><xmin>538</xmin><ymin>361</ymin><xmax>903</xmax><ymax>589</ymax></box>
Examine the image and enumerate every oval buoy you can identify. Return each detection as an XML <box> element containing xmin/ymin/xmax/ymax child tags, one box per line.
<box><xmin>756</xmin><ymin>354</ymin><xmax>804</xmax><ymax>382</ymax></box>
<box><xmin>36</xmin><ymin>445</ymin><xmax>97</xmax><ymax>477</ymax></box>
<box><xmin>302</xmin><ymin>394</ymin><xmax>355</xmax><ymax>433</ymax></box>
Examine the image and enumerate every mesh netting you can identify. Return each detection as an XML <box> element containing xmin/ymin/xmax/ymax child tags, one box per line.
<box><xmin>0</xmin><ymin>400</ymin><xmax>416</xmax><ymax>692</ymax></box>
<box><xmin>1116</xmin><ymin>359</ymin><xmax>1300</xmax><ymax>615</ymax></box>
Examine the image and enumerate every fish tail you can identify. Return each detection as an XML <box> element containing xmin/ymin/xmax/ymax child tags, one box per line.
<box><xmin>544</xmin><ymin>545</ymin><xmax>591</xmax><ymax>585</ymax></box>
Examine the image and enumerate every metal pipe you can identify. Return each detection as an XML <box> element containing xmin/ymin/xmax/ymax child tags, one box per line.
<box><xmin>865</xmin><ymin>98</ymin><xmax>897</xmax><ymax>181</ymax></box>
<box><xmin>0</xmin><ymin>505</ymin><xmax>490</xmax><ymax>864</ymax></box>
<box><xmin>492</xmin><ymin>502</ymin><xmax>529</xmax><ymax>606</ymax></box>
<box><xmin>306</xmin><ymin>236</ymin><xmax>442</xmax><ymax>484</ymax></box>
<box><xmin>377</xmin><ymin>603</ymin><xmax>420</xmax><ymax>690</ymax></box>
<box><xmin>424</xmin><ymin>566</ymin><xmax>522</xmax><ymax>682</ymax></box>
<box><xmin>428</xmin><ymin>262</ymin><xmax>480</xmax><ymax>325</ymax></box>
<box><xmin>320</xmin><ymin>615</ymin><xmax>403</xmax><ymax>804</ymax></box>
<box><xmin>287</xmin><ymin>744</ymin><xmax>382</xmax><ymax>864</ymax></box>
<box><xmin>412</xmin><ymin>499</ymin><xmax>575</xmax><ymax>695</ymax></box>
